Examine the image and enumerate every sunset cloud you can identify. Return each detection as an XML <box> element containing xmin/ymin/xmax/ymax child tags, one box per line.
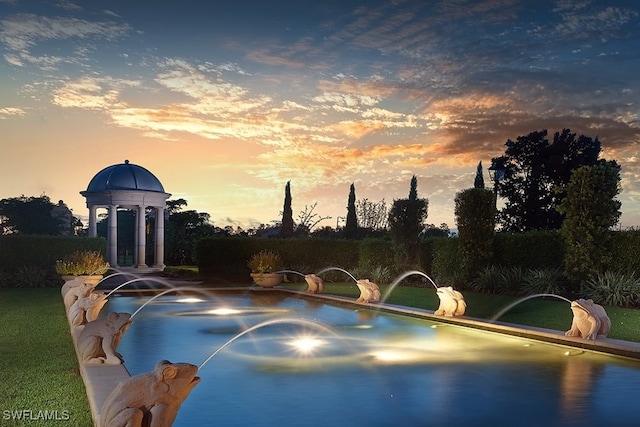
<box><xmin>1</xmin><ymin>1</ymin><xmax>639</xmax><ymax>230</ymax></box>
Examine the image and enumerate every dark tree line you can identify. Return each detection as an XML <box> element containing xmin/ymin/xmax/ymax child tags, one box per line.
<box><xmin>492</xmin><ymin>128</ymin><xmax>607</xmax><ymax>232</ymax></box>
<box><xmin>0</xmin><ymin>195</ymin><xmax>81</xmax><ymax>235</ymax></box>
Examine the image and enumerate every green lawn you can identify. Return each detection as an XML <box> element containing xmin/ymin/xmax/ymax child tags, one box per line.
<box><xmin>0</xmin><ymin>288</ymin><xmax>92</xmax><ymax>427</ymax></box>
<box><xmin>0</xmin><ymin>282</ymin><xmax>638</xmax><ymax>427</ymax></box>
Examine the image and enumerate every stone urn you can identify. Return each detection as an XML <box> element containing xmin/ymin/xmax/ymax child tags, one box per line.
<box><xmin>250</xmin><ymin>272</ymin><xmax>284</xmax><ymax>287</ymax></box>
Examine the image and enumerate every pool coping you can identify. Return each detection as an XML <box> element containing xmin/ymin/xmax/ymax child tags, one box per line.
<box><xmin>69</xmin><ymin>285</ymin><xmax>640</xmax><ymax>426</ymax></box>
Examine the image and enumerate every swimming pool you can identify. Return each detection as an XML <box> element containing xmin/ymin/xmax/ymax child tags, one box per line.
<box><xmin>105</xmin><ymin>290</ymin><xmax>640</xmax><ymax>427</ymax></box>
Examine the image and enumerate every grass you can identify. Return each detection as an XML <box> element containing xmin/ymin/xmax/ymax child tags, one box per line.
<box><xmin>0</xmin><ymin>288</ymin><xmax>92</xmax><ymax>427</ymax></box>
<box><xmin>1</xmin><ymin>277</ymin><xmax>638</xmax><ymax>427</ymax></box>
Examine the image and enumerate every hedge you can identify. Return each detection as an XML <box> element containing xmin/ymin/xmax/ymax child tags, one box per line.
<box><xmin>0</xmin><ymin>235</ymin><xmax>107</xmax><ymax>287</ymax></box>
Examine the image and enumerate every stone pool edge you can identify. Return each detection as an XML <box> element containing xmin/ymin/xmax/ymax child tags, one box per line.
<box><xmin>70</xmin><ymin>286</ymin><xmax>640</xmax><ymax>426</ymax></box>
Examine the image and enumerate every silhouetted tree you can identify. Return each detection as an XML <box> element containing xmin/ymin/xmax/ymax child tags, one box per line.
<box><xmin>388</xmin><ymin>175</ymin><xmax>428</xmax><ymax>267</ymax></box>
<box><xmin>492</xmin><ymin>129</ymin><xmax>603</xmax><ymax>232</ymax></box>
<box><xmin>355</xmin><ymin>198</ymin><xmax>388</xmax><ymax>230</ymax></box>
<box><xmin>409</xmin><ymin>175</ymin><xmax>418</xmax><ymax>201</ymax></box>
<box><xmin>280</xmin><ymin>181</ymin><xmax>294</xmax><ymax>238</ymax></box>
<box><xmin>295</xmin><ymin>202</ymin><xmax>331</xmax><ymax>236</ymax></box>
<box><xmin>421</xmin><ymin>223</ymin><xmax>450</xmax><ymax>238</ymax></box>
<box><xmin>558</xmin><ymin>161</ymin><xmax>621</xmax><ymax>283</ymax></box>
<box><xmin>344</xmin><ymin>183</ymin><xmax>358</xmax><ymax>238</ymax></box>
<box><xmin>474</xmin><ymin>161</ymin><xmax>484</xmax><ymax>189</ymax></box>
<box><xmin>0</xmin><ymin>195</ymin><xmax>67</xmax><ymax>235</ymax></box>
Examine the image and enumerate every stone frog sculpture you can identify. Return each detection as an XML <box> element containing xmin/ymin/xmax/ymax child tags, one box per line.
<box><xmin>434</xmin><ymin>286</ymin><xmax>467</xmax><ymax>317</ymax></box>
<box><xmin>304</xmin><ymin>274</ymin><xmax>324</xmax><ymax>294</ymax></box>
<box><xmin>78</xmin><ymin>312</ymin><xmax>131</xmax><ymax>364</ymax></box>
<box><xmin>565</xmin><ymin>298</ymin><xmax>611</xmax><ymax>340</ymax></box>
<box><xmin>63</xmin><ymin>281</ymin><xmax>98</xmax><ymax>311</ymax></box>
<box><xmin>355</xmin><ymin>279</ymin><xmax>381</xmax><ymax>303</ymax></box>
<box><xmin>100</xmin><ymin>359</ymin><xmax>201</xmax><ymax>427</ymax></box>
<box><xmin>68</xmin><ymin>291</ymin><xmax>108</xmax><ymax>327</ymax></box>
<box><xmin>61</xmin><ymin>276</ymin><xmax>85</xmax><ymax>298</ymax></box>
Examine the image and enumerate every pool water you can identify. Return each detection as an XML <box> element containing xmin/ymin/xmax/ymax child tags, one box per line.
<box><xmin>105</xmin><ymin>291</ymin><xmax>640</xmax><ymax>427</ymax></box>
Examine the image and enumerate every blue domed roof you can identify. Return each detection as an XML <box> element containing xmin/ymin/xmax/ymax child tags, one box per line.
<box><xmin>86</xmin><ymin>160</ymin><xmax>165</xmax><ymax>193</ymax></box>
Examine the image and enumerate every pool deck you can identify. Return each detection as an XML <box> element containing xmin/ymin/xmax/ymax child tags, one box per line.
<box><xmin>69</xmin><ymin>285</ymin><xmax>640</xmax><ymax>426</ymax></box>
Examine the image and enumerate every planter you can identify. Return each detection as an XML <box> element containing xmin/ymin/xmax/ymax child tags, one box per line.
<box><xmin>250</xmin><ymin>273</ymin><xmax>284</xmax><ymax>287</ymax></box>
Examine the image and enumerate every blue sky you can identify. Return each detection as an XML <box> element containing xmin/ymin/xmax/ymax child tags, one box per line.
<box><xmin>0</xmin><ymin>0</ymin><xmax>639</xmax><ymax>230</ymax></box>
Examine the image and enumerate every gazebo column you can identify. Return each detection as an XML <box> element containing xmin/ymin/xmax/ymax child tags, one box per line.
<box><xmin>153</xmin><ymin>207</ymin><xmax>165</xmax><ymax>269</ymax></box>
<box><xmin>88</xmin><ymin>205</ymin><xmax>98</xmax><ymax>238</ymax></box>
<box><xmin>108</xmin><ymin>205</ymin><xmax>118</xmax><ymax>268</ymax></box>
<box><xmin>136</xmin><ymin>205</ymin><xmax>147</xmax><ymax>268</ymax></box>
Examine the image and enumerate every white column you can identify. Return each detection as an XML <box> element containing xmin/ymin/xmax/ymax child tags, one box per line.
<box><xmin>132</xmin><ymin>209</ymin><xmax>138</xmax><ymax>266</ymax></box>
<box><xmin>108</xmin><ymin>205</ymin><xmax>118</xmax><ymax>268</ymax></box>
<box><xmin>153</xmin><ymin>207</ymin><xmax>165</xmax><ymax>269</ymax></box>
<box><xmin>88</xmin><ymin>205</ymin><xmax>97</xmax><ymax>237</ymax></box>
<box><xmin>136</xmin><ymin>205</ymin><xmax>147</xmax><ymax>268</ymax></box>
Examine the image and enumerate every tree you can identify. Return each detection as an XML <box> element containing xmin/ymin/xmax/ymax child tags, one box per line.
<box><xmin>0</xmin><ymin>195</ymin><xmax>67</xmax><ymax>235</ymax></box>
<box><xmin>409</xmin><ymin>175</ymin><xmax>418</xmax><ymax>201</ymax></box>
<box><xmin>558</xmin><ymin>161</ymin><xmax>621</xmax><ymax>283</ymax></box>
<box><xmin>344</xmin><ymin>183</ymin><xmax>358</xmax><ymax>238</ymax></box>
<box><xmin>295</xmin><ymin>202</ymin><xmax>331</xmax><ymax>236</ymax></box>
<box><xmin>493</xmin><ymin>128</ymin><xmax>602</xmax><ymax>232</ymax></box>
<box><xmin>455</xmin><ymin>188</ymin><xmax>496</xmax><ymax>280</ymax></box>
<box><xmin>474</xmin><ymin>161</ymin><xmax>485</xmax><ymax>189</ymax></box>
<box><xmin>280</xmin><ymin>181</ymin><xmax>294</xmax><ymax>238</ymax></box>
<box><xmin>388</xmin><ymin>175</ymin><xmax>428</xmax><ymax>267</ymax></box>
<box><xmin>163</xmin><ymin>199</ymin><xmax>221</xmax><ymax>265</ymax></box>
<box><xmin>421</xmin><ymin>223</ymin><xmax>450</xmax><ymax>238</ymax></box>
<box><xmin>355</xmin><ymin>198</ymin><xmax>388</xmax><ymax>230</ymax></box>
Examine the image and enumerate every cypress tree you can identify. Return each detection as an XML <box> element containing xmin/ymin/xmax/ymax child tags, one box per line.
<box><xmin>474</xmin><ymin>161</ymin><xmax>485</xmax><ymax>189</ymax></box>
<box><xmin>280</xmin><ymin>181</ymin><xmax>294</xmax><ymax>238</ymax></box>
<box><xmin>344</xmin><ymin>183</ymin><xmax>358</xmax><ymax>237</ymax></box>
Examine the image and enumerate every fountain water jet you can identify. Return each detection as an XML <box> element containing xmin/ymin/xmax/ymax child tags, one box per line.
<box><xmin>275</xmin><ymin>270</ymin><xmax>306</xmax><ymax>278</ymax></box>
<box><xmin>491</xmin><ymin>293</ymin><xmax>572</xmax><ymax>322</ymax></box>
<box><xmin>316</xmin><ymin>267</ymin><xmax>358</xmax><ymax>283</ymax></box>
<box><xmin>104</xmin><ymin>277</ymin><xmax>178</xmax><ymax>298</ymax></box>
<box><xmin>129</xmin><ymin>286</ymin><xmax>212</xmax><ymax>320</ymax></box>
<box><xmin>198</xmin><ymin>318</ymin><xmax>342</xmax><ymax>371</ymax></box>
<box><xmin>380</xmin><ymin>270</ymin><xmax>439</xmax><ymax>304</ymax></box>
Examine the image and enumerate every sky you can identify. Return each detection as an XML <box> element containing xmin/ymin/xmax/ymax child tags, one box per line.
<box><xmin>0</xmin><ymin>0</ymin><xmax>639</xmax><ymax>231</ymax></box>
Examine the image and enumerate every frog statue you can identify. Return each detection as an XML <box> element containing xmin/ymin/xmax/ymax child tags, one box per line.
<box><xmin>68</xmin><ymin>291</ymin><xmax>108</xmax><ymax>327</ymax></box>
<box><xmin>63</xmin><ymin>281</ymin><xmax>98</xmax><ymax>312</ymax></box>
<box><xmin>434</xmin><ymin>286</ymin><xmax>467</xmax><ymax>317</ymax></box>
<box><xmin>304</xmin><ymin>274</ymin><xmax>324</xmax><ymax>294</ymax></box>
<box><xmin>77</xmin><ymin>312</ymin><xmax>132</xmax><ymax>365</ymax></box>
<box><xmin>355</xmin><ymin>279</ymin><xmax>381</xmax><ymax>303</ymax></box>
<box><xmin>99</xmin><ymin>359</ymin><xmax>200</xmax><ymax>427</ymax></box>
<box><xmin>565</xmin><ymin>298</ymin><xmax>611</xmax><ymax>340</ymax></box>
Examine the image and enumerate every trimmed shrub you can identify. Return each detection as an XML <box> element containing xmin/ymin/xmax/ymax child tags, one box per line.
<box><xmin>358</xmin><ymin>238</ymin><xmax>395</xmax><ymax>273</ymax></box>
<box><xmin>195</xmin><ymin>237</ymin><xmax>359</xmax><ymax>281</ymax></box>
<box><xmin>492</xmin><ymin>231</ymin><xmax>564</xmax><ymax>270</ymax></box>
<box><xmin>606</xmin><ymin>230</ymin><xmax>640</xmax><ymax>273</ymax></box>
<box><xmin>430</xmin><ymin>238</ymin><xmax>463</xmax><ymax>286</ymax></box>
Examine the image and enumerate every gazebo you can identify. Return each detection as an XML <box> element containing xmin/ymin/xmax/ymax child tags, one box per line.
<box><xmin>80</xmin><ymin>160</ymin><xmax>171</xmax><ymax>271</ymax></box>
